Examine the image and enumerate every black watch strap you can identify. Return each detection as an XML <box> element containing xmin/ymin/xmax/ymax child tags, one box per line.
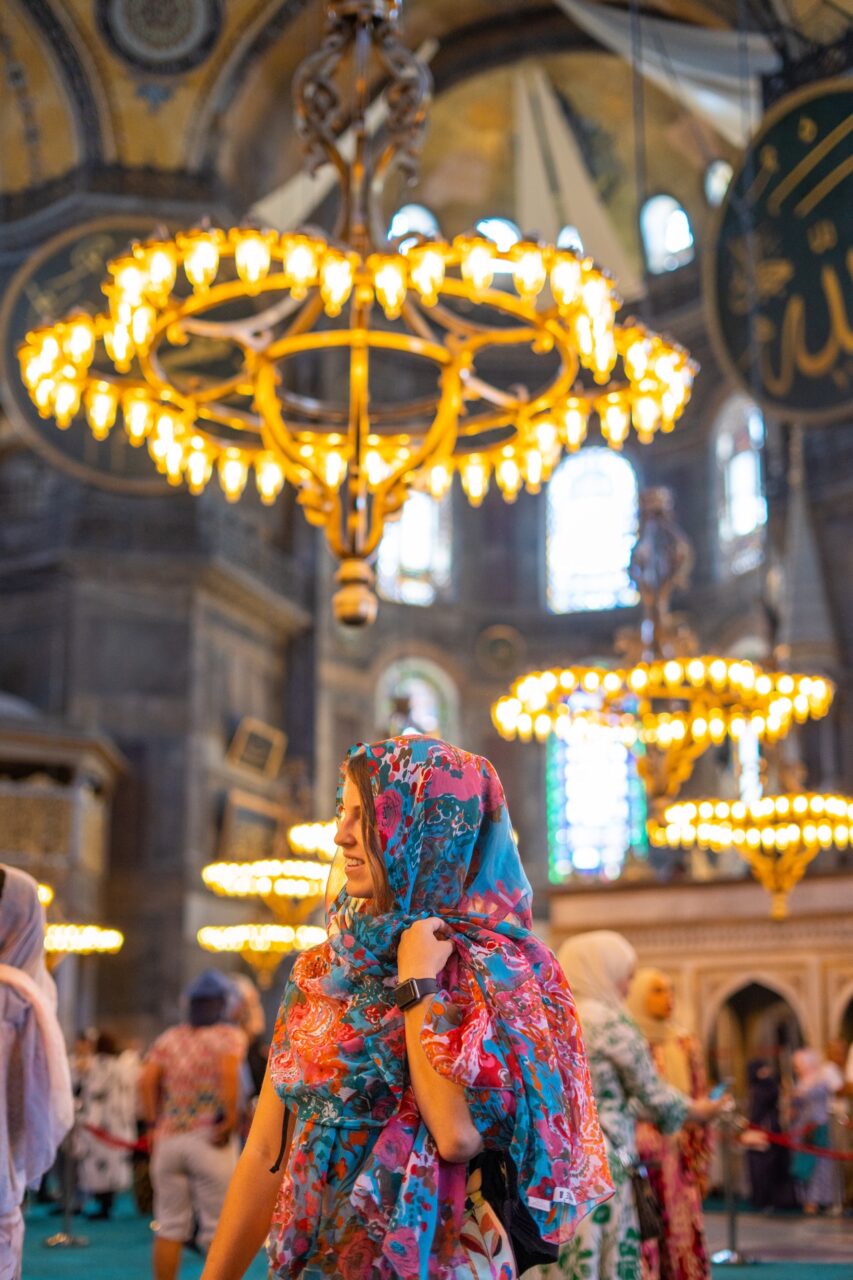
<box><xmin>394</xmin><ymin>977</ymin><xmax>439</xmax><ymax>1011</ymax></box>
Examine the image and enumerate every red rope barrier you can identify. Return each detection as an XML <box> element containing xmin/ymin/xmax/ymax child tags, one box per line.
<box><xmin>741</xmin><ymin>1125</ymin><xmax>853</xmax><ymax>1161</ymax></box>
<box><xmin>82</xmin><ymin>1123</ymin><xmax>149</xmax><ymax>1153</ymax></box>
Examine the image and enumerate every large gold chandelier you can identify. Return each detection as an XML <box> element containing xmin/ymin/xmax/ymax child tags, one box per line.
<box><xmin>16</xmin><ymin>0</ymin><xmax>695</xmax><ymax>624</ymax></box>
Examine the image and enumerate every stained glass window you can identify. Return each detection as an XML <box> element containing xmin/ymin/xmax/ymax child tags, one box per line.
<box><xmin>640</xmin><ymin>194</ymin><xmax>695</xmax><ymax>274</ymax></box>
<box><xmin>377</xmin><ymin>491</ymin><xmax>452</xmax><ymax>606</ymax></box>
<box><xmin>547</xmin><ymin>699</ymin><xmax>647</xmax><ymax>881</ymax></box>
<box><xmin>716</xmin><ymin>394</ymin><xmax>767</xmax><ymax>575</ymax></box>
<box><xmin>546</xmin><ymin>449</ymin><xmax>639</xmax><ymax>613</ymax></box>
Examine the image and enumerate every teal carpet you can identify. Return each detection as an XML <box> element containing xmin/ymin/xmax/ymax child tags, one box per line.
<box><xmin>23</xmin><ymin>1198</ymin><xmax>852</xmax><ymax>1279</ymax></box>
<box><xmin>23</xmin><ymin>1196</ymin><xmax>268</xmax><ymax>1278</ymax></box>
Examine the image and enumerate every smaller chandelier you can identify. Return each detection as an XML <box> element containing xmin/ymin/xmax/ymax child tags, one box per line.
<box><xmin>202</xmin><ymin>857</ymin><xmax>330</xmax><ymax>915</ymax></box>
<box><xmin>650</xmin><ymin>792</ymin><xmax>853</xmax><ymax>918</ymax></box>
<box><xmin>197</xmin><ymin>923</ymin><xmax>326</xmax><ymax>986</ymax></box>
<box><xmin>287</xmin><ymin>820</ymin><xmax>337</xmax><ymax>860</ymax></box>
<box><xmin>16</xmin><ymin>0</ymin><xmax>696</xmax><ymax>625</ymax></box>
<box><xmin>45</xmin><ymin>923</ymin><xmax>124</xmax><ymax>956</ymax></box>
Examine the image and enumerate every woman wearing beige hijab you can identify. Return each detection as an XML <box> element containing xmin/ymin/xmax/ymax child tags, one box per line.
<box><xmin>627</xmin><ymin>968</ymin><xmax>713</xmax><ymax>1280</ymax></box>
<box><xmin>536</xmin><ymin>933</ymin><xmax>724</xmax><ymax>1280</ymax></box>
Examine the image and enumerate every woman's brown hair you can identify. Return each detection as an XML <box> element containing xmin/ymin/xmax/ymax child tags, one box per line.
<box><xmin>346</xmin><ymin>753</ymin><xmax>394</xmax><ymax>914</ymax></box>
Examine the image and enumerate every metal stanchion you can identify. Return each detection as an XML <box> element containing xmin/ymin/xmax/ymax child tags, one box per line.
<box><xmin>711</xmin><ymin>1110</ymin><xmax>757</xmax><ymax>1266</ymax></box>
<box><xmin>43</xmin><ymin>1124</ymin><xmax>88</xmax><ymax>1249</ymax></box>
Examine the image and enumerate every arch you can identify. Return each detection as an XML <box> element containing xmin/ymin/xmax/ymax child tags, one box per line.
<box><xmin>714</xmin><ymin>392</ymin><xmax>767</xmax><ymax>576</ymax></box>
<box><xmin>830</xmin><ymin>979</ymin><xmax>853</xmax><ymax>1040</ymax></box>
<box><xmin>546</xmin><ymin>448</ymin><xmax>639</xmax><ymax>614</ymax></box>
<box><xmin>704</xmin><ymin>975</ymin><xmax>809</xmax><ymax>1093</ymax></box>
<box><xmin>701</xmin><ymin>971</ymin><xmax>812</xmax><ymax>1050</ymax></box>
<box><xmin>374</xmin><ymin>655</ymin><xmax>460</xmax><ymax>743</ymax></box>
<box><xmin>640</xmin><ymin>193</ymin><xmax>695</xmax><ymax>274</ymax></box>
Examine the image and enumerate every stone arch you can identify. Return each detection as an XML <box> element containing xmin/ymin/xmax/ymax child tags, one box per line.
<box><xmin>701</xmin><ymin>970</ymin><xmax>812</xmax><ymax>1049</ymax></box>
<box><xmin>830</xmin><ymin>979</ymin><xmax>853</xmax><ymax>1041</ymax></box>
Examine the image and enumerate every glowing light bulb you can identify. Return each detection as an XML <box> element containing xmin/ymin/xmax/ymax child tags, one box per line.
<box><xmin>496</xmin><ymin>453</ymin><xmax>522</xmax><ymax>501</ymax></box>
<box><xmin>111</xmin><ymin>258</ymin><xmax>148</xmax><ymax>304</ymax></box>
<box><xmin>562</xmin><ymin>403</ymin><xmax>588</xmax><ymax>450</ymax></box>
<box><xmin>409</xmin><ymin>246</ymin><xmax>445</xmax><ymax>306</ymax></box>
<box><xmin>283</xmin><ymin>237</ymin><xmax>319</xmax><ymax>298</ymax></box>
<box><xmin>523</xmin><ymin>448</ymin><xmax>543</xmax><ymax>492</ymax></box>
<box><xmin>84</xmin><ymin>382</ymin><xmax>119</xmax><ymax>439</ymax></box>
<box><xmin>428</xmin><ymin>461</ymin><xmax>452</xmax><ymax>499</ymax></box>
<box><xmin>123</xmin><ymin>393</ymin><xmax>153</xmax><ymax>444</ymax></box>
<box><xmin>53</xmin><ymin>380</ymin><xmax>82</xmax><ymax>428</ymax></box>
<box><xmin>324</xmin><ymin>450</ymin><xmax>347</xmax><ymax>488</ymax></box>
<box><xmin>181</xmin><ymin>234</ymin><xmax>221</xmax><ymax>290</ymax></box>
<box><xmin>63</xmin><ymin>316</ymin><xmax>97</xmax><ymax>365</ymax></box>
<box><xmin>131</xmin><ymin>304</ymin><xmax>156</xmax><ymax>349</ymax></box>
<box><xmin>144</xmin><ymin>244</ymin><xmax>177</xmax><ymax>297</ymax></box>
<box><xmin>218</xmin><ymin>451</ymin><xmax>249</xmax><ymax>501</ymax></box>
<box><xmin>460</xmin><ymin>454</ymin><xmax>489</xmax><ymax>505</ymax></box>
<box><xmin>372</xmin><ymin>257</ymin><xmax>407</xmax><ymax>318</ymax></box>
<box><xmin>185</xmin><ymin>447</ymin><xmax>212</xmax><ymax>494</ymax></box>
<box><xmin>254</xmin><ymin>455</ymin><xmax>284</xmax><ymax>504</ymax></box>
<box><xmin>602</xmin><ymin>401</ymin><xmax>629</xmax><ymax>446</ymax></box>
<box><xmin>624</xmin><ymin>339</ymin><xmax>650</xmax><ymax>380</ymax></box>
<box><xmin>460</xmin><ymin>242</ymin><xmax>494</xmax><ymax>293</ymax></box>
<box><xmin>632</xmin><ymin>395</ymin><xmax>660</xmax><ymax>435</ymax></box>
<box><xmin>512</xmin><ymin>247</ymin><xmax>547</xmax><ymax>300</ymax></box>
<box><xmin>319</xmin><ymin>252</ymin><xmax>355</xmax><ymax>317</ymax></box>
<box><xmin>104</xmin><ymin>323</ymin><xmax>133</xmax><ymax>370</ymax></box>
<box><xmin>234</xmin><ymin>231</ymin><xmax>272</xmax><ymax>286</ymax></box>
<box><xmin>550</xmin><ymin>254</ymin><xmax>581</xmax><ymax>308</ymax></box>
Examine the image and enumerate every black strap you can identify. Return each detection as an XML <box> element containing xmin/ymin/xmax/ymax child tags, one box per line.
<box><xmin>269</xmin><ymin>1107</ymin><xmax>289</xmax><ymax>1174</ymax></box>
<box><xmin>0</xmin><ymin>868</ymin><xmax>6</xmax><ymax>902</ymax></box>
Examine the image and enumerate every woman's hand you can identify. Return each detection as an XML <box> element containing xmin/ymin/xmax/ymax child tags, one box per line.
<box><xmin>688</xmin><ymin>1094</ymin><xmax>731</xmax><ymax>1124</ymax></box>
<box><xmin>397</xmin><ymin>917</ymin><xmax>454</xmax><ymax>982</ymax></box>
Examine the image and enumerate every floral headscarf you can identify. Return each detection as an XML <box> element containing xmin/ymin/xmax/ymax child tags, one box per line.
<box><xmin>268</xmin><ymin>737</ymin><xmax>612</xmax><ymax>1279</ymax></box>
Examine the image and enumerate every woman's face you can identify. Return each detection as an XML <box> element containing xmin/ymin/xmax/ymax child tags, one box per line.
<box><xmin>645</xmin><ymin>974</ymin><xmax>675</xmax><ymax>1021</ymax></box>
<box><xmin>335</xmin><ymin>772</ymin><xmax>375</xmax><ymax>899</ymax></box>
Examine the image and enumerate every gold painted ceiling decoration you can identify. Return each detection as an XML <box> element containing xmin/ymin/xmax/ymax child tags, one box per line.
<box><xmin>17</xmin><ymin>0</ymin><xmax>696</xmax><ymax>624</ymax></box>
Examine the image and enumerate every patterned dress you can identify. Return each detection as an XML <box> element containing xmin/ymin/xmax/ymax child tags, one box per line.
<box><xmin>535</xmin><ymin>1001</ymin><xmax>688</xmax><ymax>1280</ymax></box>
<box><xmin>267</xmin><ymin>737</ymin><xmax>613</xmax><ymax>1279</ymax></box>
<box><xmin>636</xmin><ymin>1036</ymin><xmax>712</xmax><ymax>1280</ymax></box>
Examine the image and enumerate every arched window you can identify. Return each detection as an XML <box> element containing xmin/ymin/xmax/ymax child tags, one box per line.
<box><xmin>475</xmin><ymin>217</ymin><xmax>522</xmax><ymax>253</ymax></box>
<box><xmin>546</xmin><ymin>449</ymin><xmax>639</xmax><ymax>613</ymax></box>
<box><xmin>704</xmin><ymin>159</ymin><xmax>733</xmax><ymax>208</ymax></box>
<box><xmin>715</xmin><ymin>394</ymin><xmax>767</xmax><ymax>575</ymax></box>
<box><xmin>388</xmin><ymin>203</ymin><xmax>441</xmax><ymax>251</ymax></box>
<box><xmin>547</xmin><ymin>704</ymin><xmax>647</xmax><ymax>882</ymax></box>
<box><xmin>375</xmin><ymin>657</ymin><xmax>459</xmax><ymax>740</ymax></box>
<box><xmin>557</xmin><ymin>224</ymin><xmax>584</xmax><ymax>253</ymax></box>
<box><xmin>376</xmin><ymin>490</ymin><xmax>452</xmax><ymax>606</ymax></box>
<box><xmin>640</xmin><ymin>194</ymin><xmax>695</xmax><ymax>274</ymax></box>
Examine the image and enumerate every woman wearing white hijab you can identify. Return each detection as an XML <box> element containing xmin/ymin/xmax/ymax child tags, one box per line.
<box><xmin>535</xmin><ymin>932</ymin><xmax>723</xmax><ymax>1280</ymax></box>
<box><xmin>627</xmin><ymin>968</ymin><xmax>713</xmax><ymax>1280</ymax></box>
<box><xmin>0</xmin><ymin>866</ymin><xmax>74</xmax><ymax>1278</ymax></box>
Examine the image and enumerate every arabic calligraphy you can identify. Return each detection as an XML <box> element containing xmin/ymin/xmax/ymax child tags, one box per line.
<box><xmin>709</xmin><ymin>80</ymin><xmax>853</xmax><ymax>423</ymax></box>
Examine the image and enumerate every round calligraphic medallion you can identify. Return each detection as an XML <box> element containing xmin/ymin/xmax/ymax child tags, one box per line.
<box><xmin>706</xmin><ymin>79</ymin><xmax>853</xmax><ymax>425</ymax></box>
<box><xmin>0</xmin><ymin>216</ymin><xmax>171</xmax><ymax>493</ymax></box>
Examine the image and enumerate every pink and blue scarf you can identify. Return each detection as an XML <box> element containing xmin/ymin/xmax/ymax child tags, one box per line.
<box><xmin>268</xmin><ymin>737</ymin><xmax>612</xmax><ymax>1278</ymax></box>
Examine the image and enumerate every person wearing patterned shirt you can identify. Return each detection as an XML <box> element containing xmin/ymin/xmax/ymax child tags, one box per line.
<box><xmin>139</xmin><ymin>970</ymin><xmax>246</xmax><ymax>1280</ymax></box>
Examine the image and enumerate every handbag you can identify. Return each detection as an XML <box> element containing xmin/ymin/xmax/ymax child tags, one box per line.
<box><xmin>473</xmin><ymin>1149</ymin><xmax>559</xmax><ymax>1272</ymax></box>
<box><xmin>629</xmin><ymin>1161</ymin><xmax>664</xmax><ymax>1242</ymax></box>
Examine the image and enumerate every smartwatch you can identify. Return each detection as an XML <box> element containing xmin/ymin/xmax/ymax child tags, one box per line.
<box><xmin>394</xmin><ymin>977</ymin><xmax>438</xmax><ymax>1011</ymax></box>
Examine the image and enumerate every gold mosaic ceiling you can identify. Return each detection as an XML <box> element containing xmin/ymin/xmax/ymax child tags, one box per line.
<box><xmin>1</xmin><ymin>0</ymin><xmax>850</xmax><ymax>241</ymax></box>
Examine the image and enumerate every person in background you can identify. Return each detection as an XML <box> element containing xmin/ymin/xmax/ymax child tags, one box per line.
<box><xmin>138</xmin><ymin>970</ymin><xmax>246</xmax><ymax>1280</ymax></box>
<box><xmin>627</xmin><ymin>968</ymin><xmax>713</xmax><ymax>1280</ymax></box>
<box><xmin>76</xmin><ymin>1030</ymin><xmax>137</xmax><ymax>1219</ymax></box>
<box><xmin>537</xmin><ymin>932</ymin><xmax>726</xmax><ymax>1280</ymax></box>
<box><xmin>228</xmin><ymin>974</ymin><xmax>268</xmax><ymax>1127</ymax></box>
<box><xmin>0</xmin><ymin>865</ymin><xmax>74</xmax><ymax>1277</ymax></box>
<box><xmin>744</xmin><ymin>1059</ymin><xmax>791</xmax><ymax>1212</ymax></box>
<box><xmin>789</xmin><ymin>1048</ymin><xmax>834</xmax><ymax>1214</ymax></box>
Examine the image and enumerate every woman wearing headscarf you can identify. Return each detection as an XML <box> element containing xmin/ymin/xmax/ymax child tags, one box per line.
<box><xmin>537</xmin><ymin>933</ymin><xmax>725</xmax><ymax>1280</ymax></box>
<box><xmin>0</xmin><ymin>865</ymin><xmax>74</xmax><ymax>1278</ymax></box>
<box><xmin>627</xmin><ymin>968</ymin><xmax>712</xmax><ymax>1280</ymax></box>
<box><xmin>790</xmin><ymin>1048</ymin><xmax>835</xmax><ymax>1213</ymax></box>
<box><xmin>202</xmin><ymin>736</ymin><xmax>613</xmax><ymax>1280</ymax></box>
